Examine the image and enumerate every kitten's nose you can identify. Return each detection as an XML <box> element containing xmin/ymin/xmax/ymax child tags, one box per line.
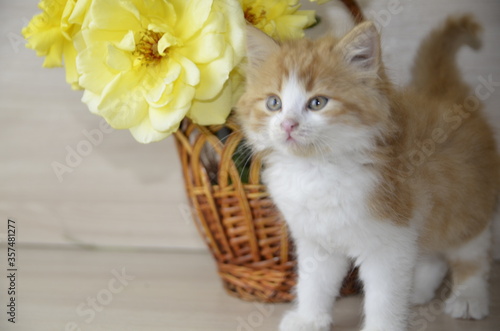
<box><xmin>281</xmin><ymin>119</ymin><xmax>299</xmax><ymax>134</ymax></box>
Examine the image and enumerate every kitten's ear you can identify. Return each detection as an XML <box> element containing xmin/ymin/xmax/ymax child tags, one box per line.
<box><xmin>336</xmin><ymin>22</ymin><xmax>381</xmax><ymax>72</ymax></box>
<box><xmin>245</xmin><ymin>25</ymin><xmax>280</xmax><ymax>68</ymax></box>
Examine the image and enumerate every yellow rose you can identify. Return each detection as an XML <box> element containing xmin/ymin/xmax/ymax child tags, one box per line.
<box><xmin>77</xmin><ymin>0</ymin><xmax>246</xmax><ymax>143</ymax></box>
<box><xmin>22</xmin><ymin>0</ymin><xmax>91</xmax><ymax>89</ymax></box>
<box><xmin>240</xmin><ymin>0</ymin><xmax>316</xmax><ymax>40</ymax></box>
<box><xmin>23</xmin><ymin>0</ymin><xmax>321</xmax><ymax>143</ymax></box>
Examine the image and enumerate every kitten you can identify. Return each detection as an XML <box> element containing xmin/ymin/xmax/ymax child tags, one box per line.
<box><xmin>236</xmin><ymin>15</ymin><xmax>499</xmax><ymax>331</ymax></box>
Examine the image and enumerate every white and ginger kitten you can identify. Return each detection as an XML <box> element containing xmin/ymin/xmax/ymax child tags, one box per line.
<box><xmin>235</xmin><ymin>15</ymin><xmax>499</xmax><ymax>331</ymax></box>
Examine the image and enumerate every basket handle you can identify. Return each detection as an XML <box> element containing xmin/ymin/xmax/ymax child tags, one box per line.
<box><xmin>339</xmin><ymin>0</ymin><xmax>365</xmax><ymax>24</ymax></box>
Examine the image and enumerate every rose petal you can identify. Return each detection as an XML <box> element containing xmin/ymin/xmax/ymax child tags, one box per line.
<box><xmin>143</xmin><ymin>60</ymin><xmax>179</xmax><ymax>105</ymax></box>
<box><xmin>216</xmin><ymin>0</ymin><xmax>246</xmax><ymax>66</ymax></box>
<box><xmin>88</xmin><ymin>0</ymin><xmax>141</xmax><ymax>31</ymax></box>
<box><xmin>177</xmin><ymin>11</ymin><xmax>225</xmax><ymax>63</ymax></box>
<box><xmin>106</xmin><ymin>44</ymin><xmax>132</xmax><ymax>72</ymax></box>
<box><xmin>195</xmin><ymin>46</ymin><xmax>233</xmax><ymax>100</ymax></box>
<box><xmin>188</xmin><ymin>78</ymin><xmax>233</xmax><ymax>125</ymax></box>
<box><xmin>68</xmin><ymin>0</ymin><xmax>92</xmax><ymax>25</ymax></box>
<box><xmin>157</xmin><ymin>32</ymin><xmax>178</xmax><ymax>56</ymax></box>
<box><xmin>129</xmin><ymin>116</ymin><xmax>171</xmax><ymax>144</ymax></box>
<box><xmin>77</xmin><ymin>44</ymin><xmax>116</xmax><ymax>93</ymax></box>
<box><xmin>81</xmin><ymin>90</ymin><xmax>100</xmax><ymax>114</ymax></box>
<box><xmin>98</xmin><ymin>71</ymin><xmax>148</xmax><ymax>129</ymax></box>
<box><xmin>173</xmin><ymin>54</ymin><xmax>200</xmax><ymax>86</ymax></box>
<box><xmin>116</xmin><ymin>30</ymin><xmax>136</xmax><ymax>52</ymax></box>
<box><xmin>42</xmin><ymin>38</ymin><xmax>65</xmax><ymax>67</ymax></box>
<box><xmin>63</xmin><ymin>44</ymin><xmax>81</xmax><ymax>89</ymax></box>
<box><xmin>275</xmin><ymin>12</ymin><xmax>316</xmax><ymax>39</ymax></box>
<box><xmin>149</xmin><ymin>101</ymin><xmax>191</xmax><ymax>133</ymax></box>
<box><xmin>171</xmin><ymin>0</ymin><xmax>213</xmax><ymax>40</ymax></box>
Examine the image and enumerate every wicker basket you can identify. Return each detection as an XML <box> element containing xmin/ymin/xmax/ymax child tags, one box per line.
<box><xmin>172</xmin><ymin>0</ymin><xmax>364</xmax><ymax>303</ymax></box>
<box><xmin>174</xmin><ymin>118</ymin><xmax>359</xmax><ymax>302</ymax></box>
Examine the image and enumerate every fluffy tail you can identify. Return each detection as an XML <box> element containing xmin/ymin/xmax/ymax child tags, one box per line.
<box><xmin>409</xmin><ymin>15</ymin><xmax>482</xmax><ymax>102</ymax></box>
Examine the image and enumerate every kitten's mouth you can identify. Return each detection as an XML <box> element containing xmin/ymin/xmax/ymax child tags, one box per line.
<box><xmin>284</xmin><ymin>132</ymin><xmax>301</xmax><ymax>145</ymax></box>
<box><xmin>278</xmin><ymin>133</ymin><xmax>321</xmax><ymax>157</ymax></box>
<box><xmin>273</xmin><ymin>131</ymin><xmax>310</xmax><ymax>155</ymax></box>
<box><xmin>283</xmin><ymin>134</ymin><xmax>304</xmax><ymax>150</ymax></box>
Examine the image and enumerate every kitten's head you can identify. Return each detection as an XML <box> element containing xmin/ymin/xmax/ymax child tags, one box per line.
<box><xmin>236</xmin><ymin>22</ymin><xmax>393</xmax><ymax>158</ymax></box>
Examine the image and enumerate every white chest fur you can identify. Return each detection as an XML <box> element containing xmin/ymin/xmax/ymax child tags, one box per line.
<box><xmin>263</xmin><ymin>154</ymin><xmax>399</xmax><ymax>258</ymax></box>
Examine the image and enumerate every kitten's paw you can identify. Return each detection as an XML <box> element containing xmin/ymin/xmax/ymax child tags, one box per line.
<box><xmin>279</xmin><ymin>310</ymin><xmax>332</xmax><ymax>331</ymax></box>
<box><xmin>445</xmin><ymin>294</ymin><xmax>489</xmax><ymax>320</ymax></box>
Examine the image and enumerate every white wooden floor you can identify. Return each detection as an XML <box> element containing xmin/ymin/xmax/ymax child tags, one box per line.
<box><xmin>2</xmin><ymin>0</ymin><xmax>500</xmax><ymax>254</ymax></box>
<box><xmin>0</xmin><ymin>246</ymin><xmax>498</xmax><ymax>331</ymax></box>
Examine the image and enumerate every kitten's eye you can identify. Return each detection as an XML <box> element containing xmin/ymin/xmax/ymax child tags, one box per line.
<box><xmin>307</xmin><ymin>96</ymin><xmax>328</xmax><ymax>111</ymax></box>
<box><xmin>266</xmin><ymin>95</ymin><xmax>282</xmax><ymax>111</ymax></box>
